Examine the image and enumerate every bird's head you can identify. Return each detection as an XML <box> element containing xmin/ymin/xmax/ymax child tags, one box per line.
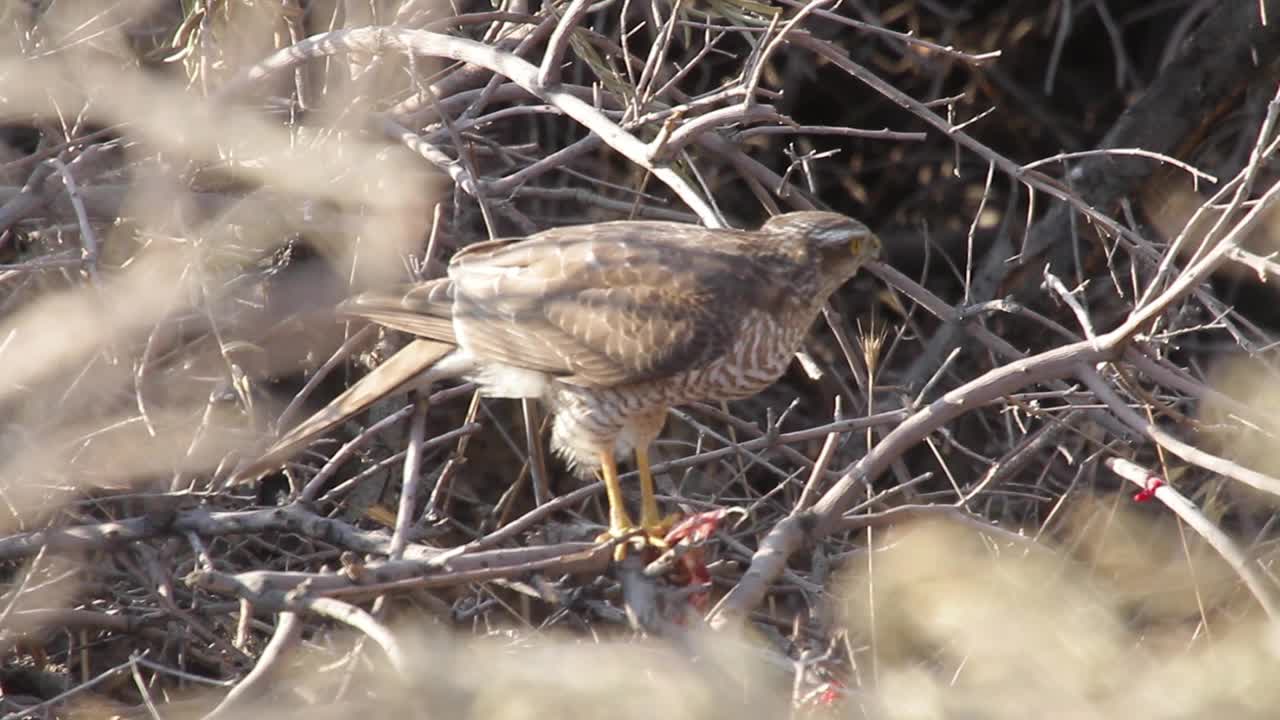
<box><xmin>761</xmin><ymin>211</ymin><xmax>881</xmax><ymax>279</ymax></box>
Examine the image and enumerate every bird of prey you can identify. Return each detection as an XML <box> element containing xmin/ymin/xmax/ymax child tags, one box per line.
<box><xmin>235</xmin><ymin>211</ymin><xmax>880</xmax><ymax>556</ymax></box>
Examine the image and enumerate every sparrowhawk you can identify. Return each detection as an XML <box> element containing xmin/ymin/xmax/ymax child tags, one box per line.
<box><xmin>235</xmin><ymin>211</ymin><xmax>881</xmax><ymax>555</ymax></box>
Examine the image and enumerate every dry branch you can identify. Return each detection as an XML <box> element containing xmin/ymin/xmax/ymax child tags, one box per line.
<box><xmin>6</xmin><ymin>2</ymin><xmax>1280</xmax><ymax>716</ymax></box>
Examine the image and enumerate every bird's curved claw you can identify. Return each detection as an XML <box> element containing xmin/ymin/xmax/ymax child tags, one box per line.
<box><xmin>597</xmin><ymin>514</ymin><xmax>682</xmax><ymax>562</ymax></box>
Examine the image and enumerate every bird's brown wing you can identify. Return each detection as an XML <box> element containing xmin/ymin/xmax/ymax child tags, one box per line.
<box><xmin>446</xmin><ymin>221</ymin><xmax>759</xmax><ymax>387</ymax></box>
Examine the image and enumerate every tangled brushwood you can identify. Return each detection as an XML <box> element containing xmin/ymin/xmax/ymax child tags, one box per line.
<box><xmin>3</xmin><ymin>1</ymin><xmax>1280</xmax><ymax>718</ymax></box>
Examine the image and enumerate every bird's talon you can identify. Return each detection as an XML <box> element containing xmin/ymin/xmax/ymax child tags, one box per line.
<box><xmin>596</xmin><ymin>524</ymin><xmax>674</xmax><ymax>562</ymax></box>
<box><xmin>657</xmin><ymin>512</ymin><xmax>683</xmax><ymax>531</ymax></box>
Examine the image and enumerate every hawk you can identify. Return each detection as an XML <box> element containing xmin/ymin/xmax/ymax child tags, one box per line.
<box><xmin>236</xmin><ymin>211</ymin><xmax>881</xmax><ymax>555</ymax></box>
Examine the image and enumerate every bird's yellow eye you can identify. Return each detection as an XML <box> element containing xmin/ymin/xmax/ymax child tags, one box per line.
<box><xmin>850</xmin><ymin>233</ymin><xmax>881</xmax><ymax>259</ymax></box>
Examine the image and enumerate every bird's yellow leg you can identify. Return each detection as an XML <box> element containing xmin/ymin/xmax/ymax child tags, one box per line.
<box><xmin>595</xmin><ymin>447</ymin><xmax>676</xmax><ymax>561</ymax></box>
<box><xmin>636</xmin><ymin>445</ymin><xmax>678</xmax><ymax>534</ymax></box>
<box><xmin>598</xmin><ymin>448</ymin><xmax>635</xmax><ymax>535</ymax></box>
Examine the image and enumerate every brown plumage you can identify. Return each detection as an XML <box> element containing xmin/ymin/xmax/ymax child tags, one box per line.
<box><xmin>235</xmin><ymin>211</ymin><xmax>880</xmax><ymax>550</ymax></box>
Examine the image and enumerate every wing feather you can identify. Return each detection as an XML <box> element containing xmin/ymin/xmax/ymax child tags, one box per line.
<box><xmin>446</xmin><ymin>222</ymin><xmax>762</xmax><ymax>386</ymax></box>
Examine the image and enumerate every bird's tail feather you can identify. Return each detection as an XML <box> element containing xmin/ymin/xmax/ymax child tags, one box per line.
<box><xmin>229</xmin><ymin>338</ymin><xmax>464</xmax><ymax>484</ymax></box>
<box><xmin>339</xmin><ymin>278</ymin><xmax>457</xmax><ymax>343</ymax></box>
